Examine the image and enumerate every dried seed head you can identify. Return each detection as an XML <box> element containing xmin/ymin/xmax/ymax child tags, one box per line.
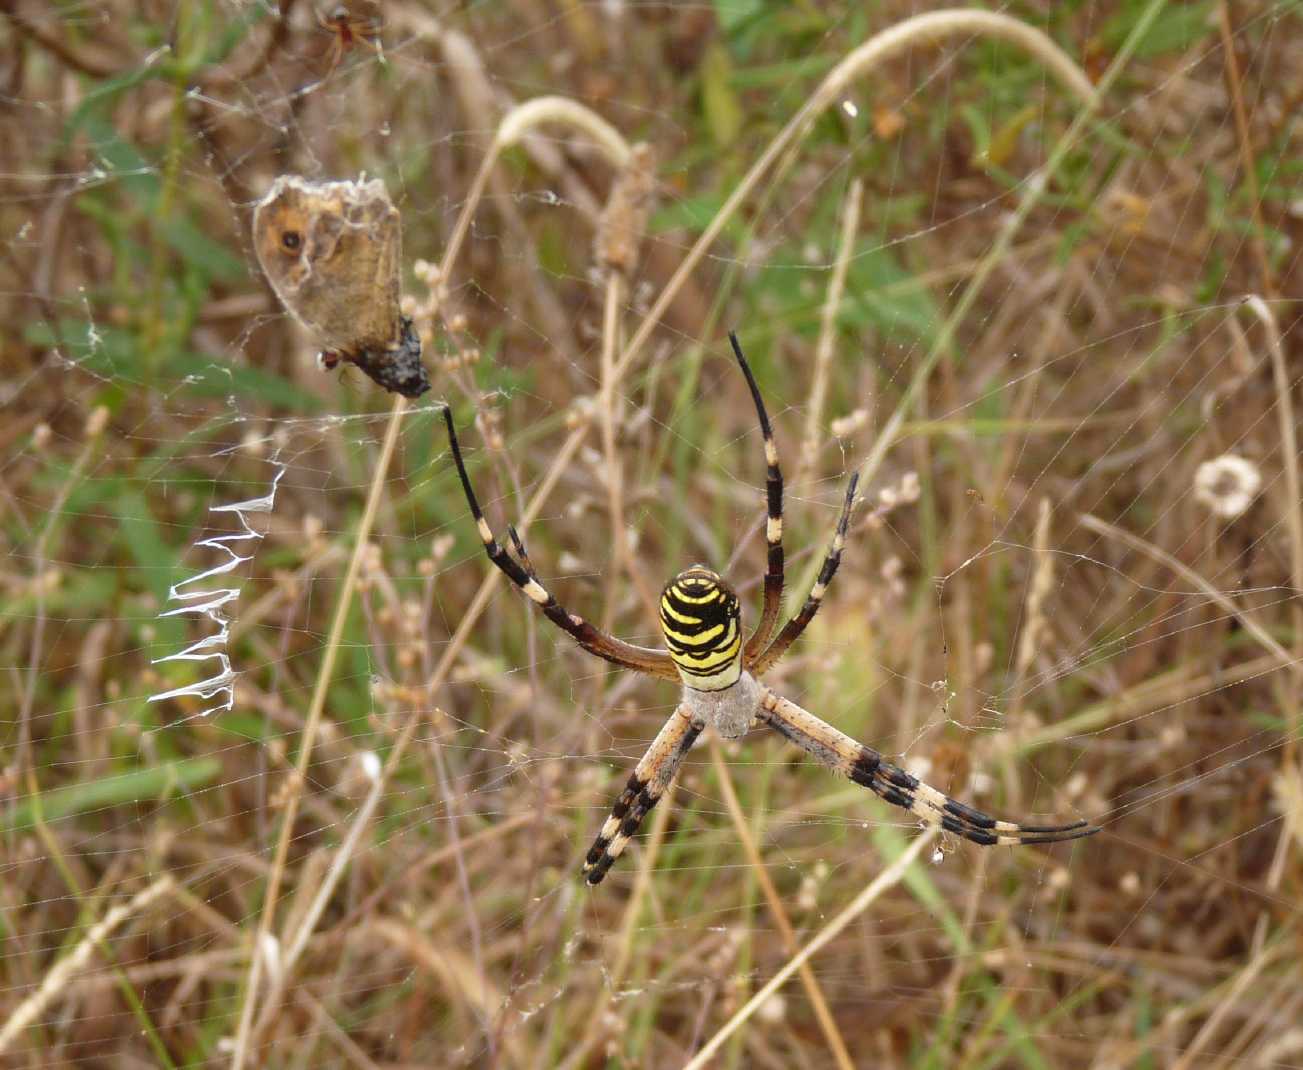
<box><xmin>596</xmin><ymin>142</ymin><xmax>657</xmax><ymax>276</ymax></box>
<box><xmin>755</xmin><ymin>993</ymin><xmax>787</xmax><ymax>1024</ymax></box>
<box><xmin>240</xmin><ymin>429</ymin><xmax>266</xmax><ymax>457</ymax></box>
<box><xmin>85</xmin><ymin>405</ymin><xmax>110</xmax><ymax>438</ymax></box>
<box><xmin>830</xmin><ymin>406</ymin><xmax>869</xmax><ymax>437</ymax></box>
<box><xmin>1194</xmin><ymin>453</ymin><xmax>1261</xmax><ymax>519</ymax></box>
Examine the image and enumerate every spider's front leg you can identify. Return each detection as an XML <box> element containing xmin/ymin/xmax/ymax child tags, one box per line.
<box><xmin>443</xmin><ymin>408</ymin><xmax>677</xmax><ymax>679</ymax></box>
<box><xmin>727</xmin><ymin>333</ymin><xmax>786</xmax><ymax>660</ymax></box>
<box><xmin>757</xmin><ymin>689</ymin><xmax>1096</xmax><ymax>846</ymax></box>
<box><xmin>583</xmin><ymin>703</ymin><xmax>703</xmax><ymax>885</ymax></box>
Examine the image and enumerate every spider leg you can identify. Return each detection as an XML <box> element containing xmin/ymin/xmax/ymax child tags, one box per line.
<box><xmin>748</xmin><ymin>471</ymin><xmax>859</xmax><ymax>677</ymax></box>
<box><xmin>757</xmin><ymin>690</ymin><xmax>1097</xmax><ymax>846</ymax></box>
<box><xmin>443</xmin><ymin>408</ymin><xmax>677</xmax><ymax>679</ymax></box>
<box><xmin>323</xmin><ymin>34</ymin><xmax>343</xmax><ymax>76</ymax></box>
<box><xmin>584</xmin><ymin>703</ymin><xmax>703</xmax><ymax>884</ymax></box>
<box><xmin>728</xmin><ymin>333</ymin><xmax>786</xmax><ymax>664</ymax></box>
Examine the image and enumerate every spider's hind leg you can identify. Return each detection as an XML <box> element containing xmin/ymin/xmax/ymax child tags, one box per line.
<box><xmin>860</xmin><ymin>755</ymin><xmax>1093</xmax><ymax>846</ymax></box>
<box><xmin>758</xmin><ymin>689</ymin><xmax>1097</xmax><ymax>847</ymax></box>
<box><xmin>583</xmin><ymin>704</ymin><xmax>702</xmax><ymax>885</ymax></box>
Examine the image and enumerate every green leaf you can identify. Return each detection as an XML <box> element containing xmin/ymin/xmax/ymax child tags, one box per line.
<box><xmin>5</xmin><ymin>758</ymin><xmax>223</xmax><ymax>832</ymax></box>
<box><xmin>1100</xmin><ymin>0</ymin><xmax>1216</xmax><ymax>59</ymax></box>
<box><xmin>714</xmin><ymin>0</ymin><xmax>765</xmax><ymax>34</ymax></box>
<box><xmin>26</xmin><ymin>321</ymin><xmax>322</xmax><ymax>411</ymax></box>
<box><xmin>114</xmin><ymin>488</ymin><xmax>176</xmax><ymax>603</ymax></box>
<box><xmin>650</xmin><ymin>194</ymin><xmax>730</xmax><ymax>234</ymax></box>
<box><xmin>159</xmin><ymin>217</ymin><xmax>246</xmax><ymax>283</ymax></box>
<box><xmin>66</xmin><ymin>64</ymin><xmax>169</xmax><ymax>140</ymax></box>
<box><xmin>167</xmin><ymin>350</ymin><xmax>324</xmax><ymax>411</ymax></box>
<box><xmin>701</xmin><ymin>43</ymin><xmax>743</xmax><ymax>147</ymax></box>
<box><xmin>843</xmin><ymin>244</ymin><xmax>941</xmax><ymax>344</ymax></box>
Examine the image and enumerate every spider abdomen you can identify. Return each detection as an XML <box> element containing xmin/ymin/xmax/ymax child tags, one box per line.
<box><xmin>660</xmin><ymin>567</ymin><xmax>743</xmax><ymax>691</ymax></box>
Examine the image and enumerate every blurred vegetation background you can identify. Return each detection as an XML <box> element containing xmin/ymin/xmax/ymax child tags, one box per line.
<box><xmin>3</xmin><ymin>0</ymin><xmax>1302</xmax><ymax>1066</ymax></box>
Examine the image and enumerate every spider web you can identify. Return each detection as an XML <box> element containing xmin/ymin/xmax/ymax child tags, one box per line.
<box><xmin>4</xmin><ymin>1</ymin><xmax>1303</xmax><ymax>1066</ymax></box>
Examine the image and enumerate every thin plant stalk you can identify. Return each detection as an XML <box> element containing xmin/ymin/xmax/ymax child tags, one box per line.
<box><xmin>0</xmin><ymin>876</ymin><xmax>177</xmax><ymax>1056</ymax></box>
<box><xmin>599</xmin><ymin>271</ymin><xmax>632</xmax><ymax>627</ymax></box>
<box><xmin>16</xmin><ymin>406</ymin><xmax>109</xmax><ymax>783</ymax></box>
<box><xmin>231</xmin><ymin>393</ymin><xmax>410</xmax><ymax>1070</ymax></box>
<box><xmin>682</xmin><ymin>830</ymin><xmax>937</xmax><ymax>1070</ymax></box>
<box><xmin>799</xmin><ymin>178</ymin><xmax>863</xmax><ymax>488</ymax></box>
<box><xmin>1244</xmin><ymin>294</ymin><xmax>1302</xmax><ymax>952</ymax></box>
<box><xmin>1216</xmin><ymin>2</ymin><xmax>1275</xmax><ymax>297</ymax></box>
<box><xmin>1170</xmin><ymin>933</ymin><xmax>1287</xmax><ymax>1070</ymax></box>
<box><xmin>251</xmin><ymin>754</ymin><xmax>387</xmax><ymax>1035</ymax></box>
<box><xmin>708</xmin><ymin>739</ymin><xmax>856</xmax><ymax>1070</ymax></box>
<box><xmin>1078</xmin><ymin>514</ymin><xmax>1291</xmax><ymax>667</ymax></box>
<box><xmin>1246</xmin><ymin>296</ymin><xmax>1303</xmax><ymax>697</ymax></box>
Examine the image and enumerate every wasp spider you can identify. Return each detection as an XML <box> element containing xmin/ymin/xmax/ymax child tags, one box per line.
<box><xmin>444</xmin><ymin>334</ymin><xmax>1097</xmax><ymax>885</ymax></box>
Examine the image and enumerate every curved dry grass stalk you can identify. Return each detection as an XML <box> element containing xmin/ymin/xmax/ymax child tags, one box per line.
<box><xmin>613</xmin><ymin>8</ymin><xmax>1095</xmax><ymax>389</ymax></box>
<box><xmin>1240</xmin><ymin>294</ymin><xmax>1302</xmax><ymax>943</ymax></box>
<box><xmin>1244</xmin><ymin>296</ymin><xmax>1303</xmax><ymax>663</ymax></box>
<box><xmin>439</xmin><ymin>94</ymin><xmax>632</xmax><ymax>310</ymax></box>
<box><xmin>853</xmin><ymin>1</ymin><xmax>1168</xmax><ymax>495</ymax></box>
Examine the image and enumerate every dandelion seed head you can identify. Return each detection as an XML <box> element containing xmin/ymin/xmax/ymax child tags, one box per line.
<box><xmin>1194</xmin><ymin>453</ymin><xmax>1261</xmax><ymax>519</ymax></box>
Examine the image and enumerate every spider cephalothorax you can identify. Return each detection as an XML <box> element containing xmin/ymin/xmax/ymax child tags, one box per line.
<box><xmin>444</xmin><ymin>332</ymin><xmax>1098</xmax><ymax>886</ymax></box>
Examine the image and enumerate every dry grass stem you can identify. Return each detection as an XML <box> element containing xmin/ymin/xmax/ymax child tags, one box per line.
<box><xmin>1170</xmin><ymin>934</ymin><xmax>1288</xmax><ymax>1070</ymax></box>
<box><xmin>800</xmin><ymin>178</ymin><xmax>864</xmax><ymax>487</ymax></box>
<box><xmin>251</xmin><ymin>753</ymin><xmax>387</xmax><ymax>1034</ymax></box>
<box><xmin>682</xmin><ymin>830</ymin><xmax>937</xmax><ymax>1070</ymax></box>
<box><xmin>1078</xmin><ymin>513</ymin><xmax>1291</xmax><ymax>667</ymax></box>
<box><xmin>231</xmin><ymin>394</ymin><xmax>409</xmax><ymax>1070</ymax></box>
<box><xmin>1002</xmin><ymin>650</ymin><xmax>1286</xmax><ymax>759</ymax></box>
<box><xmin>855</xmin><ymin>1</ymin><xmax>1165</xmax><ymax>496</ymax></box>
<box><xmin>1015</xmin><ymin>498</ymin><xmax>1056</xmax><ymax>683</ymax></box>
<box><xmin>0</xmin><ymin>876</ymin><xmax>176</xmax><ymax>1056</ymax></box>
<box><xmin>707</xmin><ymin>739</ymin><xmax>856</xmax><ymax>1070</ymax></box>
<box><xmin>1216</xmin><ymin>2</ymin><xmax>1274</xmax><ymax>296</ymax></box>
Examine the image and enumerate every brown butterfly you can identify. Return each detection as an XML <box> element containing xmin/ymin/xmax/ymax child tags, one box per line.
<box><xmin>253</xmin><ymin>174</ymin><xmax>429</xmax><ymax>398</ymax></box>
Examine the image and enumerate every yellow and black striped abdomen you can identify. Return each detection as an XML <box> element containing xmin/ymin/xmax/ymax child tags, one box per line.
<box><xmin>660</xmin><ymin>567</ymin><xmax>743</xmax><ymax>691</ymax></box>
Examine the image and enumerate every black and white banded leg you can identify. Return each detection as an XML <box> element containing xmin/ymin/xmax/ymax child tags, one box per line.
<box><xmin>584</xmin><ymin>703</ymin><xmax>704</xmax><ymax>884</ymax></box>
<box><xmin>749</xmin><ymin>472</ymin><xmax>859</xmax><ymax>676</ymax></box>
<box><xmin>757</xmin><ymin>690</ymin><xmax>1094</xmax><ymax>846</ymax></box>
<box><xmin>728</xmin><ymin>333</ymin><xmax>787</xmax><ymax>663</ymax></box>
<box><xmin>444</xmin><ymin>407</ymin><xmax>678</xmax><ymax>680</ymax></box>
